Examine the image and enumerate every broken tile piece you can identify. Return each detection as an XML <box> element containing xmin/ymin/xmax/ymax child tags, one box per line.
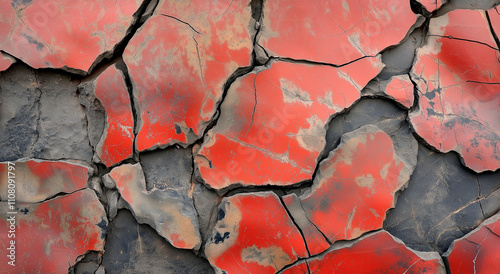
<box><xmin>300</xmin><ymin>125</ymin><xmax>412</xmax><ymax>242</ymax></box>
<box><xmin>383</xmin><ymin>75</ymin><xmax>414</xmax><ymax>108</ymax></box>
<box><xmin>0</xmin><ymin>189</ymin><xmax>107</xmax><ymax>273</ymax></box>
<box><xmin>0</xmin><ymin>52</ymin><xmax>14</xmax><ymax>71</ymax></box>
<box><xmin>0</xmin><ymin>159</ymin><xmax>90</xmax><ymax>203</ymax></box>
<box><xmin>283</xmin><ymin>231</ymin><xmax>446</xmax><ymax>273</ymax></box>
<box><xmin>205</xmin><ymin>192</ymin><xmax>308</xmax><ymax>273</ymax></box>
<box><xmin>444</xmin><ymin>213</ymin><xmax>500</xmax><ymax>273</ymax></box>
<box><xmin>283</xmin><ymin>193</ymin><xmax>331</xmax><ymax>256</ymax></box>
<box><xmin>259</xmin><ymin>0</ymin><xmax>418</xmax><ymax>64</ymax></box>
<box><xmin>0</xmin><ymin>0</ymin><xmax>140</xmax><ymax>72</ymax></box>
<box><xmin>410</xmin><ymin>9</ymin><xmax>500</xmax><ymax>172</ymax></box>
<box><xmin>105</xmin><ymin>163</ymin><xmax>201</xmax><ymax>249</ymax></box>
<box><xmin>417</xmin><ymin>0</ymin><xmax>446</xmax><ymax>13</ymax></box>
<box><xmin>196</xmin><ymin>58</ymin><xmax>383</xmax><ymax>190</ymax></box>
<box><xmin>91</xmin><ymin>65</ymin><xmax>134</xmax><ymax>167</ymax></box>
<box><xmin>124</xmin><ymin>0</ymin><xmax>254</xmax><ymax>151</ymax></box>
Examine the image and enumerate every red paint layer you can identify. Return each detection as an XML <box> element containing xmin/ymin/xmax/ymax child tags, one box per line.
<box><xmin>384</xmin><ymin>75</ymin><xmax>414</xmax><ymax>108</ymax></box>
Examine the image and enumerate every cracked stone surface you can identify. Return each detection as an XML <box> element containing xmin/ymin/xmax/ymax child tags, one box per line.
<box><xmin>417</xmin><ymin>0</ymin><xmax>447</xmax><ymax>13</ymax></box>
<box><xmin>383</xmin><ymin>74</ymin><xmax>415</xmax><ymax>108</ymax></box>
<box><xmin>443</xmin><ymin>212</ymin><xmax>500</xmax><ymax>273</ymax></box>
<box><xmin>259</xmin><ymin>0</ymin><xmax>418</xmax><ymax>64</ymax></box>
<box><xmin>0</xmin><ymin>189</ymin><xmax>107</xmax><ymax>273</ymax></box>
<box><xmin>124</xmin><ymin>0</ymin><xmax>255</xmax><ymax>152</ymax></box>
<box><xmin>282</xmin><ymin>231</ymin><xmax>446</xmax><ymax>273</ymax></box>
<box><xmin>0</xmin><ymin>0</ymin><xmax>141</xmax><ymax>72</ymax></box>
<box><xmin>196</xmin><ymin>58</ymin><xmax>383</xmax><ymax>190</ymax></box>
<box><xmin>205</xmin><ymin>192</ymin><xmax>308</xmax><ymax>273</ymax></box>
<box><xmin>410</xmin><ymin>8</ymin><xmax>500</xmax><ymax>172</ymax></box>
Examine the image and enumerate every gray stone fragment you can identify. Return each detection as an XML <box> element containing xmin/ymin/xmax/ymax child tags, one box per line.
<box><xmin>106</xmin><ymin>189</ymin><xmax>119</xmax><ymax>221</ymax></box>
<box><xmin>77</xmin><ymin>81</ymin><xmax>106</xmax><ymax>151</ymax></box>
<box><xmin>192</xmin><ymin>182</ymin><xmax>220</xmax><ymax>243</ymax></box>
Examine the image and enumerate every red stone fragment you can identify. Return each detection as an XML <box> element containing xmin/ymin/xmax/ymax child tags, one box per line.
<box><xmin>417</xmin><ymin>0</ymin><xmax>446</xmax><ymax>13</ymax></box>
<box><xmin>283</xmin><ymin>231</ymin><xmax>445</xmax><ymax>273</ymax></box>
<box><xmin>299</xmin><ymin>126</ymin><xmax>411</xmax><ymax>242</ymax></box>
<box><xmin>0</xmin><ymin>52</ymin><xmax>14</xmax><ymax>71</ymax></box>
<box><xmin>124</xmin><ymin>0</ymin><xmax>254</xmax><ymax>151</ymax></box>
<box><xmin>0</xmin><ymin>189</ymin><xmax>107</xmax><ymax>273</ymax></box>
<box><xmin>0</xmin><ymin>160</ymin><xmax>90</xmax><ymax>203</ymax></box>
<box><xmin>410</xmin><ymin>9</ymin><xmax>500</xmax><ymax>172</ymax></box>
<box><xmin>93</xmin><ymin>65</ymin><xmax>134</xmax><ymax>167</ymax></box>
<box><xmin>196</xmin><ymin>58</ymin><xmax>382</xmax><ymax>190</ymax></box>
<box><xmin>384</xmin><ymin>75</ymin><xmax>414</xmax><ymax>108</ymax></box>
<box><xmin>205</xmin><ymin>192</ymin><xmax>308</xmax><ymax>273</ymax></box>
<box><xmin>444</xmin><ymin>213</ymin><xmax>500</xmax><ymax>274</ymax></box>
<box><xmin>0</xmin><ymin>0</ymin><xmax>140</xmax><ymax>72</ymax></box>
<box><xmin>259</xmin><ymin>0</ymin><xmax>417</xmax><ymax>64</ymax></box>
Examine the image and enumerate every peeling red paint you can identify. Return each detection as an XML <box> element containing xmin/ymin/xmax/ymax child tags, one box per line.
<box><xmin>196</xmin><ymin>58</ymin><xmax>383</xmax><ymax>190</ymax></box>
<box><xmin>0</xmin><ymin>0</ymin><xmax>140</xmax><ymax>72</ymax></box>
<box><xmin>205</xmin><ymin>192</ymin><xmax>308</xmax><ymax>273</ymax></box>
<box><xmin>384</xmin><ymin>75</ymin><xmax>414</xmax><ymax>108</ymax></box>
<box><xmin>0</xmin><ymin>189</ymin><xmax>107</xmax><ymax>273</ymax></box>
<box><xmin>93</xmin><ymin>65</ymin><xmax>134</xmax><ymax>167</ymax></box>
<box><xmin>259</xmin><ymin>0</ymin><xmax>417</xmax><ymax>64</ymax></box>
<box><xmin>410</xmin><ymin>9</ymin><xmax>500</xmax><ymax>172</ymax></box>
<box><xmin>124</xmin><ymin>0</ymin><xmax>254</xmax><ymax>151</ymax></box>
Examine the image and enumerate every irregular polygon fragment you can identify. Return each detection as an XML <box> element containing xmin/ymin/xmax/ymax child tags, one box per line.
<box><xmin>410</xmin><ymin>9</ymin><xmax>500</xmax><ymax>172</ymax></box>
<box><xmin>196</xmin><ymin>58</ymin><xmax>382</xmax><ymax>190</ymax></box>
<box><xmin>0</xmin><ymin>0</ymin><xmax>140</xmax><ymax>72</ymax></box>
<box><xmin>0</xmin><ymin>52</ymin><xmax>14</xmax><ymax>71</ymax></box>
<box><xmin>384</xmin><ymin>75</ymin><xmax>414</xmax><ymax>108</ymax></box>
<box><xmin>205</xmin><ymin>192</ymin><xmax>308</xmax><ymax>273</ymax></box>
<box><xmin>417</xmin><ymin>0</ymin><xmax>447</xmax><ymax>13</ymax></box>
<box><xmin>300</xmin><ymin>125</ymin><xmax>411</xmax><ymax>242</ymax></box>
<box><xmin>444</xmin><ymin>213</ymin><xmax>500</xmax><ymax>273</ymax></box>
<box><xmin>0</xmin><ymin>189</ymin><xmax>107</xmax><ymax>273</ymax></box>
<box><xmin>0</xmin><ymin>160</ymin><xmax>90</xmax><ymax>203</ymax></box>
<box><xmin>105</xmin><ymin>163</ymin><xmax>201</xmax><ymax>249</ymax></box>
<box><xmin>259</xmin><ymin>0</ymin><xmax>417</xmax><ymax>64</ymax></box>
<box><xmin>124</xmin><ymin>0</ymin><xmax>254</xmax><ymax>151</ymax></box>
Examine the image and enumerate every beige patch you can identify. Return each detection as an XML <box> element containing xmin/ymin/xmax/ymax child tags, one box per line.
<box><xmin>241</xmin><ymin>245</ymin><xmax>291</xmax><ymax>270</ymax></box>
<box><xmin>355</xmin><ymin>174</ymin><xmax>375</xmax><ymax>188</ymax></box>
<box><xmin>297</xmin><ymin>116</ymin><xmax>327</xmax><ymax>152</ymax></box>
<box><xmin>280</xmin><ymin>78</ymin><xmax>313</xmax><ymax>106</ymax></box>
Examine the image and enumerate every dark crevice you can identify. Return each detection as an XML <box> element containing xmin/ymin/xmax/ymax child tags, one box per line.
<box><xmin>33</xmin><ymin>187</ymin><xmax>86</xmax><ymax>205</ymax></box>
<box><xmin>409</xmin><ymin>0</ymin><xmax>432</xmax><ymax>17</ymax></box>
<box><xmin>160</xmin><ymin>14</ymin><xmax>202</xmax><ymax>34</ymax></box>
<box><xmin>428</xmin><ymin>34</ymin><xmax>499</xmax><ymax>51</ymax></box>
<box><xmin>271</xmin><ymin>55</ymin><xmax>378</xmax><ymax>68</ymax></box>
<box><xmin>278</xmin><ymin>195</ymin><xmax>311</xmax><ymax>257</ymax></box>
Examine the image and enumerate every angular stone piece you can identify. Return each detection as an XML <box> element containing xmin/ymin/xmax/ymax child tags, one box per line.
<box><xmin>205</xmin><ymin>192</ymin><xmax>308</xmax><ymax>273</ymax></box>
<box><xmin>91</xmin><ymin>65</ymin><xmax>134</xmax><ymax>167</ymax></box>
<box><xmin>300</xmin><ymin>125</ymin><xmax>411</xmax><ymax>243</ymax></box>
<box><xmin>105</xmin><ymin>163</ymin><xmax>201</xmax><ymax>249</ymax></box>
<box><xmin>444</xmin><ymin>213</ymin><xmax>500</xmax><ymax>273</ymax></box>
<box><xmin>410</xmin><ymin>9</ymin><xmax>500</xmax><ymax>172</ymax></box>
<box><xmin>0</xmin><ymin>0</ymin><xmax>140</xmax><ymax>72</ymax></box>
<box><xmin>0</xmin><ymin>52</ymin><xmax>14</xmax><ymax>71</ymax></box>
<box><xmin>124</xmin><ymin>0</ymin><xmax>254</xmax><ymax>151</ymax></box>
<box><xmin>103</xmin><ymin>209</ymin><xmax>214</xmax><ymax>273</ymax></box>
<box><xmin>259</xmin><ymin>0</ymin><xmax>417</xmax><ymax>64</ymax></box>
<box><xmin>283</xmin><ymin>193</ymin><xmax>330</xmax><ymax>256</ymax></box>
<box><xmin>0</xmin><ymin>160</ymin><xmax>90</xmax><ymax>203</ymax></box>
<box><xmin>384</xmin><ymin>75</ymin><xmax>414</xmax><ymax>108</ymax></box>
<box><xmin>282</xmin><ymin>231</ymin><xmax>446</xmax><ymax>273</ymax></box>
<box><xmin>196</xmin><ymin>58</ymin><xmax>383</xmax><ymax>190</ymax></box>
<box><xmin>0</xmin><ymin>189</ymin><xmax>107</xmax><ymax>273</ymax></box>
<box><xmin>417</xmin><ymin>0</ymin><xmax>447</xmax><ymax>13</ymax></box>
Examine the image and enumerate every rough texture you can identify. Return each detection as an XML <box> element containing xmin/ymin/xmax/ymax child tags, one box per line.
<box><xmin>383</xmin><ymin>75</ymin><xmax>415</xmax><ymax>108</ymax></box>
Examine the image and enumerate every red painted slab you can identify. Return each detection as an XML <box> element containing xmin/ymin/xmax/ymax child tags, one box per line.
<box><xmin>0</xmin><ymin>189</ymin><xmax>107</xmax><ymax>273</ymax></box>
<box><xmin>410</xmin><ymin>9</ymin><xmax>500</xmax><ymax>172</ymax></box>
<box><xmin>0</xmin><ymin>52</ymin><xmax>14</xmax><ymax>71</ymax></box>
<box><xmin>0</xmin><ymin>0</ymin><xmax>140</xmax><ymax>72</ymax></box>
<box><xmin>0</xmin><ymin>160</ymin><xmax>89</xmax><ymax>203</ymax></box>
<box><xmin>384</xmin><ymin>75</ymin><xmax>414</xmax><ymax>108</ymax></box>
<box><xmin>124</xmin><ymin>0</ymin><xmax>254</xmax><ymax>151</ymax></box>
<box><xmin>93</xmin><ymin>65</ymin><xmax>134</xmax><ymax>167</ymax></box>
<box><xmin>299</xmin><ymin>126</ymin><xmax>410</xmax><ymax>242</ymax></box>
<box><xmin>444</xmin><ymin>214</ymin><xmax>500</xmax><ymax>274</ymax></box>
<box><xmin>259</xmin><ymin>0</ymin><xmax>417</xmax><ymax>64</ymax></box>
<box><xmin>283</xmin><ymin>231</ymin><xmax>445</xmax><ymax>273</ymax></box>
<box><xmin>205</xmin><ymin>192</ymin><xmax>308</xmax><ymax>273</ymax></box>
<box><xmin>196</xmin><ymin>58</ymin><xmax>382</xmax><ymax>190</ymax></box>
<box><xmin>417</xmin><ymin>0</ymin><xmax>446</xmax><ymax>12</ymax></box>
<box><xmin>281</xmin><ymin>261</ymin><xmax>309</xmax><ymax>274</ymax></box>
<box><xmin>107</xmin><ymin>163</ymin><xmax>201</xmax><ymax>249</ymax></box>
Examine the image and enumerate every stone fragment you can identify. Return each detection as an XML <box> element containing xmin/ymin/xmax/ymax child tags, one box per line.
<box><xmin>385</xmin><ymin>144</ymin><xmax>500</xmax><ymax>253</ymax></box>
<box><xmin>105</xmin><ymin>163</ymin><xmax>201</xmax><ymax>249</ymax></box>
<box><xmin>410</xmin><ymin>9</ymin><xmax>500</xmax><ymax>172</ymax></box>
<box><xmin>103</xmin><ymin>209</ymin><xmax>214</xmax><ymax>273</ymax></box>
<box><xmin>0</xmin><ymin>159</ymin><xmax>90</xmax><ymax>203</ymax></box>
<box><xmin>124</xmin><ymin>0</ymin><xmax>255</xmax><ymax>151</ymax></box>
<box><xmin>417</xmin><ymin>0</ymin><xmax>447</xmax><ymax>13</ymax></box>
<box><xmin>383</xmin><ymin>75</ymin><xmax>414</xmax><ymax>108</ymax></box>
<box><xmin>205</xmin><ymin>192</ymin><xmax>308</xmax><ymax>273</ymax></box>
<box><xmin>0</xmin><ymin>0</ymin><xmax>141</xmax><ymax>72</ymax></box>
<box><xmin>0</xmin><ymin>189</ymin><xmax>107</xmax><ymax>273</ymax></box>
<box><xmin>444</xmin><ymin>213</ymin><xmax>500</xmax><ymax>273</ymax></box>
<box><xmin>196</xmin><ymin>58</ymin><xmax>383</xmax><ymax>190</ymax></box>
<box><xmin>0</xmin><ymin>52</ymin><xmax>14</xmax><ymax>71</ymax></box>
<box><xmin>282</xmin><ymin>231</ymin><xmax>446</xmax><ymax>273</ymax></box>
<box><xmin>259</xmin><ymin>0</ymin><xmax>418</xmax><ymax>64</ymax></box>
